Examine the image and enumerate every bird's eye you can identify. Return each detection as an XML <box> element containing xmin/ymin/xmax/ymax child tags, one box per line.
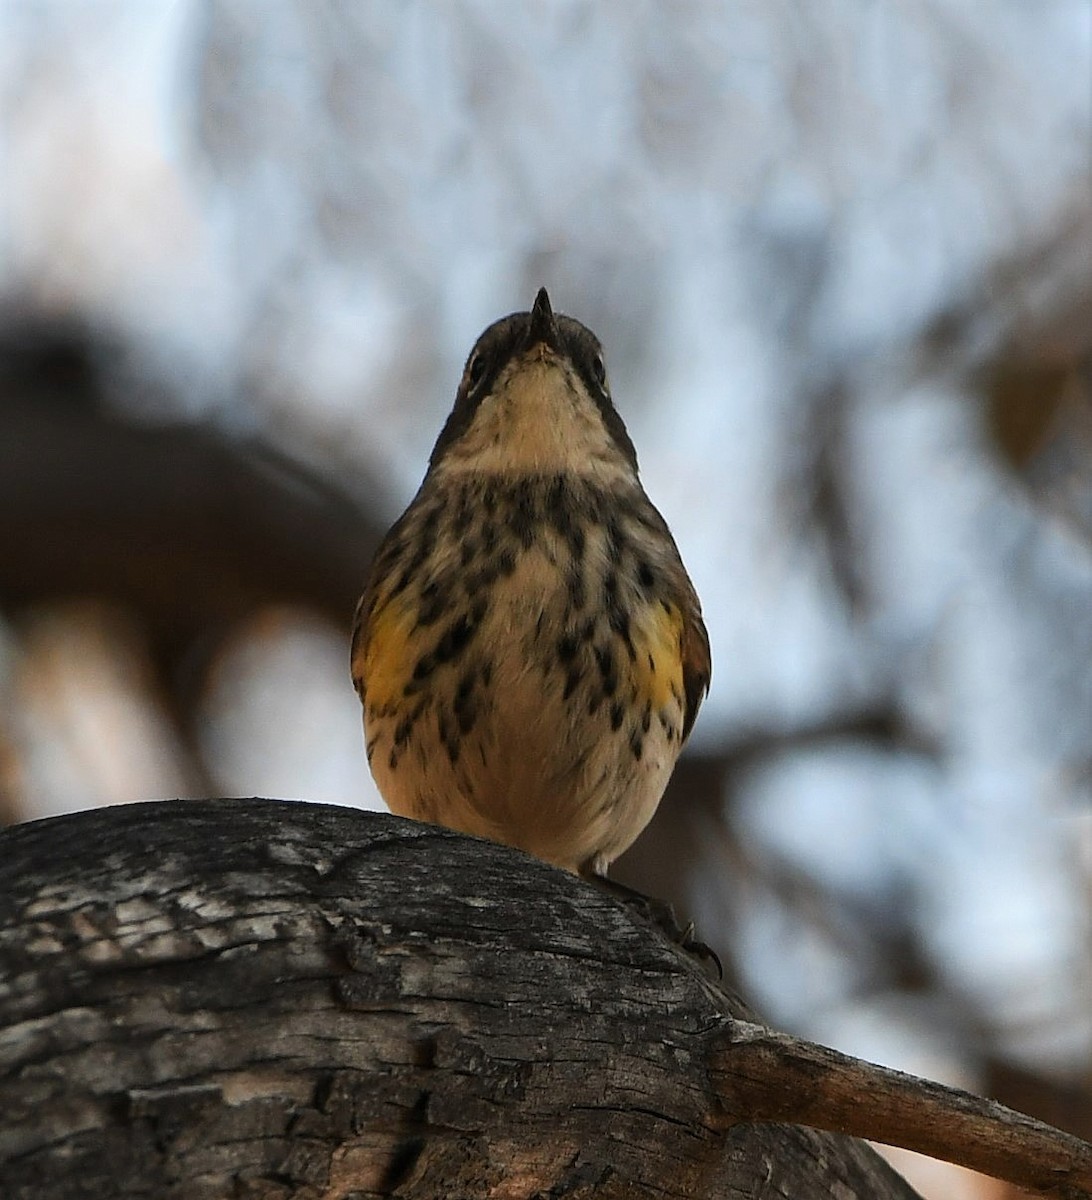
<box><xmin>591</xmin><ymin>353</ymin><xmax>608</xmax><ymax>391</ymax></box>
<box><xmin>467</xmin><ymin>352</ymin><xmax>487</xmax><ymax>388</ymax></box>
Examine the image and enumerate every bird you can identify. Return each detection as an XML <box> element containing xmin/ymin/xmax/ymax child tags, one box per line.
<box><xmin>351</xmin><ymin>287</ymin><xmax>710</xmax><ymax>879</ymax></box>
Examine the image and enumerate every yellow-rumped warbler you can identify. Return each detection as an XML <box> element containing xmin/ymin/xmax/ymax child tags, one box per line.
<box><xmin>351</xmin><ymin>288</ymin><xmax>710</xmax><ymax>877</ymax></box>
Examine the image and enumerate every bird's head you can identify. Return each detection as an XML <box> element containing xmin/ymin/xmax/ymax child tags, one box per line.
<box><xmin>427</xmin><ymin>288</ymin><xmax>638</xmax><ymax>484</ymax></box>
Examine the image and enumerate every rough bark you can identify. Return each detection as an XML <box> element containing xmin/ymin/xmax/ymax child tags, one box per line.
<box><xmin>0</xmin><ymin>799</ymin><xmax>1084</xmax><ymax>1199</ymax></box>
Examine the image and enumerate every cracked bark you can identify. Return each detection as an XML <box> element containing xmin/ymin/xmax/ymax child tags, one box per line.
<box><xmin>1</xmin><ymin>799</ymin><xmax>1087</xmax><ymax>1199</ymax></box>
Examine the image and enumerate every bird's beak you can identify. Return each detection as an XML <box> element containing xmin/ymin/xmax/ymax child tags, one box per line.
<box><xmin>525</xmin><ymin>287</ymin><xmax>560</xmax><ymax>354</ymax></box>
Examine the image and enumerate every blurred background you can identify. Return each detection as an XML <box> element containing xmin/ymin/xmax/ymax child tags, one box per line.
<box><xmin>1</xmin><ymin>3</ymin><xmax>1090</xmax><ymax>1195</ymax></box>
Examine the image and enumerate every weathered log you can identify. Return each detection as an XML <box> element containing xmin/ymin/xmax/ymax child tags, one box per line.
<box><xmin>0</xmin><ymin>799</ymin><xmax>1087</xmax><ymax>1199</ymax></box>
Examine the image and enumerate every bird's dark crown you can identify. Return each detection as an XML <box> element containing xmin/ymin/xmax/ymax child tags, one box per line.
<box><xmin>428</xmin><ymin>288</ymin><xmax>637</xmax><ymax>473</ymax></box>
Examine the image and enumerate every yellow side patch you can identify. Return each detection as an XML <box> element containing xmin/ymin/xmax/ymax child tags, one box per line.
<box><xmin>631</xmin><ymin>600</ymin><xmax>684</xmax><ymax>712</ymax></box>
<box><xmin>360</xmin><ymin>595</ymin><xmax>418</xmax><ymax>713</ymax></box>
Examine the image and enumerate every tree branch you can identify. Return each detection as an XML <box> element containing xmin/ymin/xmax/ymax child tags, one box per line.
<box><xmin>713</xmin><ymin>1023</ymin><xmax>1092</xmax><ymax>1200</ymax></box>
<box><xmin>0</xmin><ymin>799</ymin><xmax>1087</xmax><ymax>1199</ymax></box>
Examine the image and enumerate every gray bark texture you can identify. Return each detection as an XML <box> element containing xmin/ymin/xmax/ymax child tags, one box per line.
<box><xmin>1</xmin><ymin>797</ymin><xmax>925</xmax><ymax>1199</ymax></box>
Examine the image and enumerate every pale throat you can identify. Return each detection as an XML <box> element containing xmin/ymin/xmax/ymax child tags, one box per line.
<box><xmin>436</xmin><ymin>357</ymin><xmax>632</xmax><ymax>482</ymax></box>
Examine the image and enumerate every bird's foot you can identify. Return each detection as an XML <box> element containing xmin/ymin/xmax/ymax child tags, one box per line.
<box><xmin>587</xmin><ymin>874</ymin><xmax>722</xmax><ymax>979</ymax></box>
